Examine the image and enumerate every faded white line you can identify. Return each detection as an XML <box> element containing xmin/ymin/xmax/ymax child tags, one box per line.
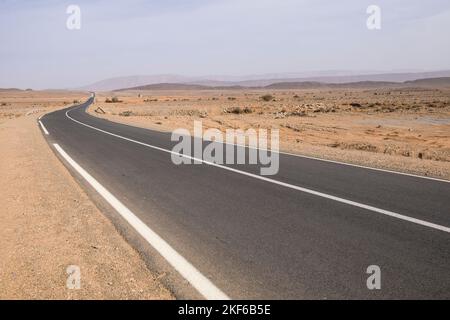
<box><xmin>53</xmin><ymin>143</ymin><xmax>230</xmax><ymax>300</ymax></box>
<box><xmin>66</xmin><ymin>108</ymin><xmax>450</xmax><ymax>234</ymax></box>
<box><xmin>39</xmin><ymin>120</ymin><xmax>49</xmax><ymax>135</ymax></box>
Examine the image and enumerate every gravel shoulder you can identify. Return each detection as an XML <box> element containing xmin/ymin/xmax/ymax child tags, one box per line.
<box><xmin>0</xmin><ymin>107</ymin><xmax>174</xmax><ymax>299</ymax></box>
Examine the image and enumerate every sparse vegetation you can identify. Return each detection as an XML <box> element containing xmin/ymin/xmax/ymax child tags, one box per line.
<box><xmin>225</xmin><ymin>106</ymin><xmax>253</xmax><ymax>114</ymax></box>
<box><xmin>261</xmin><ymin>94</ymin><xmax>274</xmax><ymax>102</ymax></box>
<box><xmin>119</xmin><ymin>110</ymin><xmax>133</xmax><ymax>116</ymax></box>
<box><xmin>105</xmin><ymin>97</ymin><xmax>122</xmax><ymax>103</ymax></box>
<box><xmin>87</xmin><ymin>88</ymin><xmax>450</xmax><ymax>169</ymax></box>
<box><xmin>290</xmin><ymin>110</ymin><xmax>307</xmax><ymax>117</ymax></box>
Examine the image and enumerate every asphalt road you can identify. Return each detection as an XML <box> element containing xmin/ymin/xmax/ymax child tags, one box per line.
<box><xmin>40</xmin><ymin>96</ymin><xmax>450</xmax><ymax>299</ymax></box>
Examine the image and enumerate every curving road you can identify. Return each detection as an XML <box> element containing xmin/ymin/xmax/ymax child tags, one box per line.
<box><xmin>39</xmin><ymin>96</ymin><xmax>450</xmax><ymax>299</ymax></box>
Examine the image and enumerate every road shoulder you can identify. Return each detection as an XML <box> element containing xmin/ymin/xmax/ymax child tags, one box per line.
<box><xmin>0</xmin><ymin>111</ymin><xmax>174</xmax><ymax>299</ymax></box>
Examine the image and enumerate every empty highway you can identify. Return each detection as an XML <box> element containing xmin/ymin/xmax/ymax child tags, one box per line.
<box><xmin>39</xmin><ymin>96</ymin><xmax>450</xmax><ymax>299</ymax></box>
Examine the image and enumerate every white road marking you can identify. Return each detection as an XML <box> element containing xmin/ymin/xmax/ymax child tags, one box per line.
<box><xmin>80</xmin><ymin>99</ymin><xmax>449</xmax><ymax>183</ymax></box>
<box><xmin>272</xmin><ymin>149</ymin><xmax>450</xmax><ymax>184</ymax></box>
<box><xmin>80</xmin><ymin>100</ymin><xmax>449</xmax><ymax>183</ymax></box>
<box><xmin>66</xmin><ymin>107</ymin><xmax>450</xmax><ymax>234</ymax></box>
<box><xmin>53</xmin><ymin>143</ymin><xmax>230</xmax><ymax>300</ymax></box>
<box><xmin>39</xmin><ymin>120</ymin><xmax>49</xmax><ymax>135</ymax></box>
<box><xmin>201</xmin><ymin>135</ymin><xmax>450</xmax><ymax>184</ymax></box>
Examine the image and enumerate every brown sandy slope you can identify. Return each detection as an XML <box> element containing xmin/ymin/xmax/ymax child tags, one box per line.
<box><xmin>0</xmin><ymin>96</ymin><xmax>173</xmax><ymax>299</ymax></box>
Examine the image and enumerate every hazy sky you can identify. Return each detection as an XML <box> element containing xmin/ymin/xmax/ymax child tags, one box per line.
<box><xmin>1</xmin><ymin>0</ymin><xmax>450</xmax><ymax>89</ymax></box>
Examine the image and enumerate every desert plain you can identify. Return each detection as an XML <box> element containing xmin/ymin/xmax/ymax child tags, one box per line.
<box><xmin>1</xmin><ymin>84</ymin><xmax>449</xmax><ymax>298</ymax></box>
<box><xmin>88</xmin><ymin>87</ymin><xmax>450</xmax><ymax>179</ymax></box>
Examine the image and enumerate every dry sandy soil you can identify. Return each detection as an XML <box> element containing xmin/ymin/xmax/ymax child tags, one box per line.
<box><xmin>89</xmin><ymin>88</ymin><xmax>450</xmax><ymax>180</ymax></box>
<box><xmin>0</xmin><ymin>90</ymin><xmax>173</xmax><ymax>299</ymax></box>
<box><xmin>1</xmin><ymin>87</ymin><xmax>448</xmax><ymax>298</ymax></box>
<box><xmin>0</xmin><ymin>89</ymin><xmax>85</xmax><ymax>123</ymax></box>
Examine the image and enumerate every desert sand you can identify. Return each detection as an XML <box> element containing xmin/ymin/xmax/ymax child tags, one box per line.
<box><xmin>88</xmin><ymin>87</ymin><xmax>450</xmax><ymax>180</ymax></box>
<box><xmin>0</xmin><ymin>90</ymin><xmax>173</xmax><ymax>299</ymax></box>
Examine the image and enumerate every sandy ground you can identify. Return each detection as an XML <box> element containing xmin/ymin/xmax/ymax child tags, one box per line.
<box><xmin>88</xmin><ymin>88</ymin><xmax>450</xmax><ymax>180</ymax></box>
<box><xmin>0</xmin><ymin>90</ymin><xmax>173</xmax><ymax>299</ymax></box>
<box><xmin>0</xmin><ymin>89</ymin><xmax>85</xmax><ymax>123</ymax></box>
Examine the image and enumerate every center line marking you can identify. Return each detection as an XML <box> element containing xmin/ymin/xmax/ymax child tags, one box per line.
<box><xmin>53</xmin><ymin>143</ymin><xmax>230</xmax><ymax>300</ymax></box>
<box><xmin>65</xmin><ymin>106</ymin><xmax>450</xmax><ymax>234</ymax></box>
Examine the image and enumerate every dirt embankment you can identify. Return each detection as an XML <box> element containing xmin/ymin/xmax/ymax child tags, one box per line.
<box><xmin>0</xmin><ymin>92</ymin><xmax>173</xmax><ymax>299</ymax></box>
<box><xmin>88</xmin><ymin>88</ymin><xmax>450</xmax><ymax>180</ymax></box>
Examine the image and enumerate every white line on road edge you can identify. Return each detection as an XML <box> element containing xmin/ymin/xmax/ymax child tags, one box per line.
<box><xmin>53</xmin><ymin>143</ymin><xmax>230</xmax><ymax>300</ymax></box>
<box><xmin>65</xmin><ymin>109</ymin><xmax>450</xmax><ymax>234</ymax></box>
<box><xmin>39</xmin><ymin>120</ymin><xmax>49</xmax><ymax>135</ymax></box>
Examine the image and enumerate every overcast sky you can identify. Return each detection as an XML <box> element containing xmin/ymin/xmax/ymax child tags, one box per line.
<box><xmin>1</xmin><ymin>0</ymin><xmax>450</xmax><ymax>89</ymax></box>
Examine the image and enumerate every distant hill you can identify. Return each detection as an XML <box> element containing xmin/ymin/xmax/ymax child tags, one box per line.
<box><xmin>234</xmin><ymin>71</ymin><xmax>450</xmax><ymax>87</ymax></box>
<box><xmin>116</xmin><ymin>83</ymin><xmax>211</xmax><ymax>91</ymax></box>
<box><xmin>115</xmin><ymin>77</ymin><xmax>450</xmax><ymax>91</ymax></box>
<box><xmin>264</xmin><ymin>81</ymin><xmax>404</xmax><ymax>89</ymax></box>
<box><xmin>80</xmin><ymin>70</ymin><xmax>450</xmax><ymax>91</ymax></box>
<box><xmin>0</xmin><ymin>88</ymin><xmax>24</xmax><ymax>92</ymax></box>
<box><xmin>79</xmin><ymin>74</ymin><xmax>200</xmax><ymax>92</ymax></box>
<box><xmin>404</xmin><ymin>77</ymin><xmax>450</xmax><ymax>87</ymax></box>
<box><xmin>115</xmin><ymin>82</ymin><xmax>248</xmax><ymax>91</ymax></box>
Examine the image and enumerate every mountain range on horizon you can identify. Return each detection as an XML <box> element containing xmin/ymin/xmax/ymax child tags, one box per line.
<box><xmin>78</xmin><ymin>70</ymin><xmax>450</xmax><ymax>92</ymax></box>
<box><xmin>113</xmin><ymin>77</ymin><xmax>450</xmax><ymax>92</ymax></box>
